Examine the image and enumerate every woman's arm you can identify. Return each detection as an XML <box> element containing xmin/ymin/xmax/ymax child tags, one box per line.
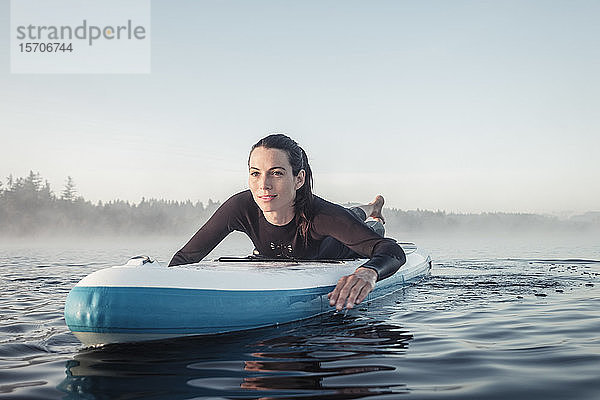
<box><xmin>168</xmin><ymin>192</ymin><xmax>247</xmax><ymax>266</ymax></box>
<box><xmin>357</xmin><ymin>244</ymin><xmax>406</xmax><ymax>281</ymax></box>
<box><xmin>313</xmin><ymin>203</ymin><xmax>406</xmax><ymax>279</ymax></box>
<box><xmin>313</xmin><ymin>201</ymin><xmax>407</xmax><ymax>309</ymax></box>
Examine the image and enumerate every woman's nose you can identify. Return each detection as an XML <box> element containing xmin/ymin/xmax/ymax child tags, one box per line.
<box><xmin>259</xmin><ymin>175</ymin><xmax>272</xmax><ymax>190</ymax></box>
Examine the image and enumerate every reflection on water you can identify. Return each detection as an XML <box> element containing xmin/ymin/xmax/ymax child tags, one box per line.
<box><xmin>59</xmin><ymin>310</ymin><xmax>413</xmax><ymax>400</ymax></box>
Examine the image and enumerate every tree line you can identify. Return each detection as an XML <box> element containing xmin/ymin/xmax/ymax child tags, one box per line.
<box><xmin>382</xmin><ymin>207</ymin><xmax>600</xmax><ymax>235</ymax></box>
<box><xmin>0</xmin><ymin>171</ymin><xmax>220</xmax><ymax>237</ymax></box>
<box><xmin>1</xmin><ymin>171</ymin><xmax>598</xmax><ymax>237</ymax></box>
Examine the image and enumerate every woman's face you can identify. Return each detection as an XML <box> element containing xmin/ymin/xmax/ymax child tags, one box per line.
<box><xmin>248</xmin><ymin>147</ymin><xmax>305</xmax><ymax>223</ymax></box>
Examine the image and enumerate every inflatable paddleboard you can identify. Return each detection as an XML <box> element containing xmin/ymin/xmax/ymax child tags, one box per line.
<box><xmin>64</xmin><ymin>243</ymin><xmax>431</xmax><ymax>346</ymax></box>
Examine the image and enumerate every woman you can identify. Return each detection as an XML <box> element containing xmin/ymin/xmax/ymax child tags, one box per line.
<box><xmin>169</xmin><ymin>134</ymin><xmax>406</xmax><ymax>310</ymax></box>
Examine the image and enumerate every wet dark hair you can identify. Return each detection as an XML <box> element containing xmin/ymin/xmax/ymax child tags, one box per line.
<box><xmin>249</xmin><ymin>134</ymin><xmax>314</xmax><ymax>244</ymax></box>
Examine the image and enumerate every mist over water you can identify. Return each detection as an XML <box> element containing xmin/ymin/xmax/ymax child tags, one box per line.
<box><xmin>3</xmin><ymin>226</ymin><xmax>599</xmax><ymax>270</ymax></box>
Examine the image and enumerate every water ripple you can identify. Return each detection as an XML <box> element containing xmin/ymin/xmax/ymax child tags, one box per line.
<box><xmin>1</xmin><ymin>244</ymin><xmax>599</xmax><ymax>399</ymax></box>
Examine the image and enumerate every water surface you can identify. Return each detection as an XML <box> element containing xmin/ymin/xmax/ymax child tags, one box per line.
<box><xmin>1</xmin><ymin>234</ymin><xmax>599</xmax><ymax>399</ymax></box>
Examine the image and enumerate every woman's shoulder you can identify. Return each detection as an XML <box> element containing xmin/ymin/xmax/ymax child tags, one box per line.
<box><xmin>228</xmin><ymin>189</ymin><xmax>253</xmax><ymax>203</ymax></box>
<box><xmin>219</xmin><ymin>190</ymin><xmax>255</xmax><ymax>212</ymax></box>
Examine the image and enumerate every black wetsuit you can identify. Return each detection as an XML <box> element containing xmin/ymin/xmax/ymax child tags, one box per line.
<box><xmin>168</xmin><ymin>190</ymin><xmax>406</xmax><ymax>281</ymax></box>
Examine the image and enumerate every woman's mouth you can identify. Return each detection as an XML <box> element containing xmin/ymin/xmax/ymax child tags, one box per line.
<box><xmin>258</xmin><ymin>194</ymin><xmax>277</xmax><ymax>201</ymax></box>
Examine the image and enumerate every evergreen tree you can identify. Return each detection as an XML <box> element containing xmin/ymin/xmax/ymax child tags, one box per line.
<box><xmin>24</xmin><ymin>170</ymin><xmax>43</xmax><ymax>192</ymax></box>
<box><xmin>41</xmin><ymin>179</ymin><xmax>54</xmax><ymax>200</ymax></box>
<box><xmin>61</xmin><ymin>176</ymin><xmax>77</xmax><ymax>202</ymax></box>
<box><xmin>6</xmin><ymin>174</ymin><xmax>15</xmax><ymax>190</ymax></box>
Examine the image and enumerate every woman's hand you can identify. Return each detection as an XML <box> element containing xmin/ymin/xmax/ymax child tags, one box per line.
<box><xmin>327</xmin><ymin>267</ymin><xmax>378</xmax><ymax>311</ymax></box>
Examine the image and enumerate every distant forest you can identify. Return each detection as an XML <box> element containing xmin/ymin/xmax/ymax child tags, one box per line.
<box><xmin>1</xmin><ymin>172</ymin><xmax>599</xmax><ymax>237</ymax></box>
<box><xmin>0</xmin><ymin>171</ymin><xmax>221</xmax><ymax>237</ymax></box>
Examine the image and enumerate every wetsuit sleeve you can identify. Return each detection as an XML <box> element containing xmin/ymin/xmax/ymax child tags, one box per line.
<box><xmin>168</xmin><ymin>192</ymin><xmax>246</xmax><ymax>266</ymax></box>
<box><xmin>312</xmin><ymin>203</ymin><xmax>406</xmax><ymax>281</ymax></box>
<box><xmin>358</xmin><ymin>252</ymin><xmax>406</xmax><ymax>282</ymax></box>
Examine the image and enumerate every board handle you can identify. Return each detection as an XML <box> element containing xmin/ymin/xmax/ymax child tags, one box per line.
<box><xmin>125</xmin><ymin>255</ymin><xmax>155</xmax><ymax>266</ymax></box>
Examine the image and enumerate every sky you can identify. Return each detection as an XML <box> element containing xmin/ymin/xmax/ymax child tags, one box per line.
<box><xmin>1</xmin><ymin>0</ymin><xmax>599</xmax><ymax>214</ymax></box>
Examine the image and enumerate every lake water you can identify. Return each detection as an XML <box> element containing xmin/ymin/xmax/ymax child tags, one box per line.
<box><xmin>1</xmin><ymin>233</ymin><xmax>599</xmax><ymax>399</ymax></box>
